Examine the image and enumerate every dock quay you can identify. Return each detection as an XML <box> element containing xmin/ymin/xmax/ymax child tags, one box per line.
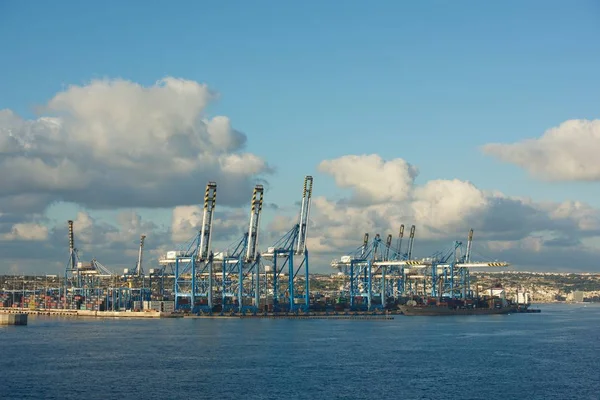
<box><xmin>0</xmin><ymin>312</ymin><xmax>28</xmax><ymax>325</ymax></box>
<box><xmin>185</xmin><ymin>315</ymin><xmax>394</xmax><ymax>320</ymax></box>
<box><xmin>184</xmin><ymin>311</ymin><xmax>395</xmax><ymax>320</ymax></box>
<box><xmin>0</xmin><ymin>308</ymin><xmax>179</xmax><ymax>319</ymax></box>
<box><xmin>1</xmin><ymin>308</ymin><xmax>395</xmax><ymax>320</ymax></box>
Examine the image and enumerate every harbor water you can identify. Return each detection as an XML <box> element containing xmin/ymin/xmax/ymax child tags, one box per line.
<box><xmin>1</xmin><ymin>303</ymin><xmax>599</xmax><ymax>399</ymax></box>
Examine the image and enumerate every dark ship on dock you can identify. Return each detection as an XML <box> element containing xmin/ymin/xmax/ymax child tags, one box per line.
<box><xmin>399</xmin><ymin>297</ymin><xmax>517</xmax><ymax>316</ymax></box>
<box><xmin>399</xmin><ymin>284</ymin><xmax>524</xmax><ymax>316</ymax></box>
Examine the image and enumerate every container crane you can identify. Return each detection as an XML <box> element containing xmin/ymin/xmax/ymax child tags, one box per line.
<box><xmin>332</xmin><ymin>223</ymin><xmax>429</xmax><ymax>309</ymax></box>
<box><xmin>173</xmin><ymin>181</ymin><xmax>217</xmax><ymax>311</ymax></box>
<box><xmin>431</xmin><ymin>229</ymin><xmax>510</xmax><ymax>299</ymax></box>
<box><xmin>219</xmin><ymin>184</ymin><xmax>265</xmax><ymax>313</ymax></box>
<box><xmin>263</xmin><ymin>176</ymin><xmax>313</xmax><ymax>312</ymax></box>
<box><xmin>122</xmin><ymin>235</ymin><xmax>151</xmax><ymax>309</ymax></box>
<box><xmin>63</xmin><ymin>220</ymin><xmax>115</xmax><ymax>310</ymax></box>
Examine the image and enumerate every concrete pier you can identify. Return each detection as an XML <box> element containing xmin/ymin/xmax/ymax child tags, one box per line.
<box><xmin>0</xmin><ymin>308</ymin><xmax>179</xmax><ymax>319</ymax></box>
<box><xmin>0</xmin><ymin>313</ymin><xmax>28</xmax><ymax>325</ymax></box>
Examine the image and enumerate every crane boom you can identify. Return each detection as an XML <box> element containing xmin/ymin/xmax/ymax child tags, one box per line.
<box><xmin>68</xmin><ymin>220</ymin><xmax>76</xmax><ymax>271</ymax></box>
<box><xmin>396</xmin><ymin>224</ymin><xmax>404</xmax><ymax>257</ymax></box>
<box><xmin>245</xmin><ymin>184</ymin><xmax>264</xmax><ymax>262</ymax></box>
<box><xmin>136</xmin><ymin>234</ymin><xmax>146</xmax><ymax>277</ymax></box>
<box><xmin>465</xmin><ymin>229</ymin><xmax>474</xmax><ymax>263</ymax></box>
<box><xmin>384</xmin><ymin>234</ymin><xmax>392</xmax><ymax>261</ymax></box>
<box><xmin>407</xmin><ymin>225</ymin><xmax>416</xmax><ymax>259</ymax></box>
<box><xmin>361</xmin><ymin>233</ymin><xmax>369</xmax><ymax>258</ymax></box>
<box><xmin>198</xmin><ymin>181</ymin><xmax>217</xmax><ymax>260</ymax></box>
<box><xmin>295</xmin><ymin>176</ymin><xmax>313</xmax><ymax>254</ymax></box>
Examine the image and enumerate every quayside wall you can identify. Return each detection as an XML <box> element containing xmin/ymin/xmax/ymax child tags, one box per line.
<box><xmin>0</xmin><ymin>308</ymin><xmax>176</xmax><ymax>318</ymax></box>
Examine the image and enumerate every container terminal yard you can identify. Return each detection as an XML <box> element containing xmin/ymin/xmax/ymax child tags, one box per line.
<box><xmin>0</xmin><ymin>176</ymin><xmax>528</xmax><ymax>319</ymax></box>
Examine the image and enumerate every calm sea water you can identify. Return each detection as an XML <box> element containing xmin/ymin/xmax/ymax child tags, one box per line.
<box><xmin>1</xmin><ymin>304</ymin><xmax>599</xmax><ymax>400</ymax></box>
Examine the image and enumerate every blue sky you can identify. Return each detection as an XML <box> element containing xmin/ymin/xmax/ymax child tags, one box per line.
<box><xmin>1</xmin><ymin>1</ymin><xmax>599</xmax><ymax>273</ymax></box>
<box><xmin>2</xmin><ymin>1</ymin><xmax>599</xmax><ymax>205</ymax></box>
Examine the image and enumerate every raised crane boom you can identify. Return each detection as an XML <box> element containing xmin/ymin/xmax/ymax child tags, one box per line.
<box><xmin>245</xmin><ymin>184</ymin><xmax>264</xmax><ymax>262</ymax></box>
<box><xmin>407</xmin><ymin>225</ymin><xmax>416</xmax><ymax>259</ymax></box>
<box><xmin>198</xmin><ymin>182</ymin><xmax>217</xmax><ymax>260</ymax></box>
<box><xmin>361</xmin><ymin>233</ymin><xmax>369</xmax><ymax>258</ymax></box>
<box><xmin>396</xmin><ymin>224</ymin><xmax>404</xmax><ymax>257</ymax></box>
<box><xmin>136</xmin><ymin>234</ymin><xmax>146</xmax><ymax>277</ymax></box>
<box><xmin>295</xmin><ymin>175</ymin><xmax>313</xmax><ymax>255</ymax></box>
<box><xmin>384</xmin><ymin>234</ymin><xmax>393</xmax><ymax>261</ymax></box>
<box><xmin>465</xmin><ymin>229</ymin><xmax>474</xmax><ymax>263</ymax></box>
<box><xmin>68</xmin><ymin>220</ymin><xmax>76</xmax><ymax>271</ymax></box>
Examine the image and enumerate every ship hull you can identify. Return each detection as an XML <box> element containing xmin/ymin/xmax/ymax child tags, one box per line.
<box><xmin>399</xmin><ymin>305</ymin><xmax>517</xmax><ymax>316</ymax></box>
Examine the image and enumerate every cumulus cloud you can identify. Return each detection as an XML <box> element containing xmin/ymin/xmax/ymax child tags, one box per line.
<box><xmin>171</xmin><ymin>205</ymin><xmax>253</xmax><ymax>248</ymax></box>
<box><xmin>307</xmin><ymin>154</ymin><xmax>600</xmax><ymax>270</ymax></box>
<box><xmin>318</xmin><ymin>154</ymin><xmax>418</xmax><ymax>204</ymax></box>
<box><xmin>54</xmin><ymin>211</ymin><xmax>164</xmax><ymax>262</ymax></box>
<box><xmin>0</xmin><ymin>77</ymin><xmax>271</xmax><ymax>213</ymax></box>
<box><xmin>0</xmin><ymin>209</ymin><xmax>173</xmax><ymax>274</ymax></box>
<box><xmin>171</xmin><ymin>205</ymin><xmax>206</xmax><ymax>243</ymax></box>
<box><xmin>482</xmin><ymin>119</ymin><xmax>600</xmax><ymax>181</ymax></box>
<box><xmin>1</xmin><ymin>222</ymin><xmax>48</xmax><ymax>241</ymax></box>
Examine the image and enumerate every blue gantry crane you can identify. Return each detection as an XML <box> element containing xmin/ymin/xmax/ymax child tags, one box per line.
<box><xmin>262</xmin><ymin>176</ymin><xmax>313</xmax><ymax>313</ymax></box>
<box><xmin>122</xmin><ymin>234</ymin><xmax>152</xmax><ymax>309</ymax></box>
<box><xmin>219</xmin><ymin>184</ymin><xmax>264</xmax><ymax>314</ymax></box>
<box><xmin>172</xmin><ymin>181</ymin><xmax>218</xmax><ymax>311</ymax></box>
<box><xmin>63</xmin><ymin>220</ymin><xmax>115</xmax><ymax>309</ymax></box>
<box><xmin>429</xmin><ymin>229</ymin><xmax>510</xmax><ymax>300</ymax></box>
<box><xmin>331</xmin><ymin>224</ymin><xmax>433</xmax><ymax>310</ymax></box>
<box><xmin>171</xmin><ymin>182</ymin><xmax>267</xmax><ymax>314</ymax></box>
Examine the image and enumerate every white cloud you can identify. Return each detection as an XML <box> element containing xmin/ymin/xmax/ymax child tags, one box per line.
<box><xmin>171</xmin><ymin>205</ymin><xmax>205</xmax><ymax>243</ymax></box>
<box><xmin>412</xmin><ymin>179</ymin><xmax>489</xmax><ymax>235</ymax></box>
<box><xmin>171</xmin><ymin>204</ymin><xmax>255</xmax><ymax>248</ymax></box>
<box><xmin>307</xmin><ymin>154</ymin><xmax>600</xmax><ymax>271</ymax></box>
<box><xmin>546</xmin><ymin>200</ymin><xmax>600</xmax><ymax>232</ymax></box>
<box><xmin>0</xmin><ymin>77</ymin><xmax>271</xmax><ymax>212</ymax></box>
<box><xmin>318</xmin><ymin>154</ymin><xmax>418</xmax><ymax>203</ymax></box>
<box><xmin>482</xmin><ymin>119</ymin><xmax>600</xmax><ymax>181</ymax></box>
<box><xmin>1</xmin><ymin>223</ymin><xmax>48</xmax><ymax>241</ymax></box>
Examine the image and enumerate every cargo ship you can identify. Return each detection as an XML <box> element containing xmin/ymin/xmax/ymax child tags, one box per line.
<box><xmin>399</xmin><ymin>302</ymin><xmax>517</xmax><ymax>316</ymax></box>
<box><xmin>399</xmin><ymin>286</ymin><xmax>518</xmax><ymax>316</ymax></box>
